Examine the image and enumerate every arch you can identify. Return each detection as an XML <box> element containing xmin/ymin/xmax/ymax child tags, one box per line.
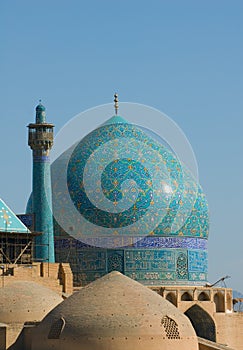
<box><xmin>198</xmin><ymin>291</ymin><xmax>210</xmax><ymax>301</ymax></box>
<box><xmin>176</xmin><ymin>252</ymin><xmax>188</xmax><ymax>280</ymax></box>
<box><xmin>214</xmin><ymin>292</ymin><xmax>225</xmax><ymax>312</ymax></box>
<box><xmin>181</xmin><ymin>292</ymin><xmax>193</xmax><ymax>301</ymax></box>
<box><xmin>185</xmin><ymin>305</ymin><xmax>216</xmax><ymax>342</ymax></box>
<box><xmin>107</xmin><ymin>252</ymin><xmax>124</xmax><ymax>273</ymax></box>
<box><xmin>166</xmin><ymin>292</ymin><xmax>177</xmax><ymax>306</ymax></box>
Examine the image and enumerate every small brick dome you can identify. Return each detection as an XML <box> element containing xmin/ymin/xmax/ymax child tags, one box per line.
<box><xmin>32</xmin><ymin>271</ymin><xmax>198</xmax><ymax>350</ymax></box>
<box><xmin>0</xmin><ymin>281</ymin><xmax>62</xmax><ymax>324</ymax></box>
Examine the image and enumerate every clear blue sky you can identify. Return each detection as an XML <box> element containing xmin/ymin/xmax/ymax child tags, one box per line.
<box><xmin>1</xmin><ymin>0</ymin><xmax>243</xmax><ymax>291</ymax></box>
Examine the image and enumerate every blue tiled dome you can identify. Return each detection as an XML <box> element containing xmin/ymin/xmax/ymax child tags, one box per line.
<box><xmin>35</xmin><ymin>103</ymin><xmax>46</xmax><ymax>112</ymax></box>
<box><xmin>66</xmin><ymin>116</ymin><xmax>209</xmax><ymax>239</ymax></box>
<box><xmin>51</xmin><ymin>115</ymin><xmax>209</xmax><ymax>286</ymax></box>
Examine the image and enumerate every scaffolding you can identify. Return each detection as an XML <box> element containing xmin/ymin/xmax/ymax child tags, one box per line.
<box><xmin>0</xmin><ymin>230</ymin><xmax>40</xmax><ymax>265</ymax></box>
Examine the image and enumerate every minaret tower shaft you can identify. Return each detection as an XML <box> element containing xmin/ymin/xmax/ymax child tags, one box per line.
<box><xmin>28</xmin><ymin>102</ymin><xmax>55</xmax><ymax>262</ymax></box>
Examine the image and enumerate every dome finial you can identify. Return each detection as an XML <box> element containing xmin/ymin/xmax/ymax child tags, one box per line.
<box><xmin>114</xmin><ymin>93</ymin><xmax>119</xmax><ymax>115</ymax></box>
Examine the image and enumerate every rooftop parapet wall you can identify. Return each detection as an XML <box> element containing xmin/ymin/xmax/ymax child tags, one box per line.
<box><xmin>0</xmin><ymin>262</ymin><xmax>73</xmax><ymax>295</ymax></box>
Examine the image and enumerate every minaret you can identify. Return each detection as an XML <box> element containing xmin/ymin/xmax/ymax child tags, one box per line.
<box><xmin>28</xmin><ymin>101</ymin><xmax>55</xmax><ymax>262</ymax></box>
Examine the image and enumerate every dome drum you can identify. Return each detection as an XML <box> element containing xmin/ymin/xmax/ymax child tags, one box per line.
<box><xmin>55</xmin><ymin>236</ymin><xmax>208</xmax><ymax>286</ymax></box>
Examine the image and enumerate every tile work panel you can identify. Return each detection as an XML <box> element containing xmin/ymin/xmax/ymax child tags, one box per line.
<box><xmin>125</xmin><ymin>249</ymin><xmax>176</xmax><ymax>271</ymax></box>
<box><xmin>54</xmin><ymin>236</ymin><xmax>207</xmax><ymax>250</ymax></box>
<box><xmin>188</xmin><ymin>250</ymin><xmax>208</xmax><ymax>273</ymax></box>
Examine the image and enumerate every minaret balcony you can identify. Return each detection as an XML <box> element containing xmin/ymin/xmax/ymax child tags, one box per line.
<box><xmin>28</xmin><ymin>132</ymin><xmax>54</xmax><ymax>142</ymax></box>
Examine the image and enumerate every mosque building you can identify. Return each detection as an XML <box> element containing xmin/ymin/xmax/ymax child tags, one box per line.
<box><xmin>0</xmin><ymin>96</ymin><xmax>242</xmax><ymax>349</ymax></box>
<box><xmin>27</xmin><ymin>95</ymin><xmax>209</xmax><ymax>287</ymax></box>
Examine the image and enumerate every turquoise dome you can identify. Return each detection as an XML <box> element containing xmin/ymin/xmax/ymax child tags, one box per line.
<box><xmin>35</xmin><ymin>103</ymin><xmax>46</xmax><ymax>112</ymax></box>
<box><xmin>50</xmin><ymin>115</ymin><xmax>209</xmax><ymax>286</ymax></box>
<box><xmin>66</xmin><ymin>116</ymin><xmax>208</xmax><ymax>238</ymax></box>
<box><xmin>35</xmin><ymin>103</ymin><xmax>46</xmax><ymax>124</ymax></box>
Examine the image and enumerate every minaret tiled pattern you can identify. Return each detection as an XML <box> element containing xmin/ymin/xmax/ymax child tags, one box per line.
<box><xmin>28</xmin><ymin>103</ymin><xmax>55</xmax><ymax>262</ymax></box>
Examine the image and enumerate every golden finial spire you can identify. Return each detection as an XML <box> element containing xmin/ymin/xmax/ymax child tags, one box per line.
<box><xmin>114</xmin><ymin>93</ymin><xmax>119</xmax><ymax>115</ymax></box>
